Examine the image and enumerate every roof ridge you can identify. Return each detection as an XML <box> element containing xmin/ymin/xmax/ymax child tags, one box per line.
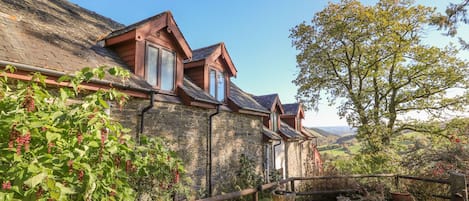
<box><xmin>105</xmin><ymin>11</ymin><xmax>168</xmax><ymax>39</ymax></box>
<box><xmin>65</xmin><ymin>0</ymin><xmax>124</xmax><ymax>28</ymax></box>
<box><xmin>192</xmin><ymin>42</ymin><xmax>223</xmax><ymax>52</ymax></box>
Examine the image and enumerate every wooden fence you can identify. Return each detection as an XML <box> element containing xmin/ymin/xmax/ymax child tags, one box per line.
<box><xmin>195</xmin><ymin>173</ymin><xmax>467</xmax><ymax>201</ymax></box>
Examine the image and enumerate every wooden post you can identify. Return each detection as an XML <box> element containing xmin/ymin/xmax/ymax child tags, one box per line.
<box><xmin>253</xmin><ymin>191</ymin><xmax>259</xmax><ymax>201</ymax></box>
<box><xmin>450</xmin><ymin>172</ymin><xmax>467</xmax><ymax>201</ymax></box>
<box><xmin>291</xmin><ymin>180</ymin><xmax>295</xmax><ymax>192</ymax></box>
<box><xmin>394</xmin><ymin>175</ymin><xmax>400</xmax><ymax>191</ymax></box>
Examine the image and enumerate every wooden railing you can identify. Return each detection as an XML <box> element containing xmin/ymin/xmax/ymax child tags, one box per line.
<box><xmin>196</xmin><ymin>173</ymin><xmax>467</xmax><ymax>201</ymax></box>
<box><xmin>196</xmin><ymin>178</ymin><xmax>292</xmax><ymax>201</ymax></box>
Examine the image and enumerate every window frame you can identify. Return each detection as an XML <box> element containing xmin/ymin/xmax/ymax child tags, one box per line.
<box><xmin>208</xmin><ymin>68</ymin><xmax>226</xmax><ymax>102</ymax></box>
<box><xmin>144</xmin><ymin>42</ymin><xmax>176</xmax><ymax>93</ymax></box>
<box><xmin>271</xmin><ymin>111</ymin><xmax>279</xmax><ymax>132</ymax></box>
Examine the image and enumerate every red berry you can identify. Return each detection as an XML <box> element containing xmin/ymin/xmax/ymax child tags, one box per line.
<box><xmin>16</xmin><ymin>145</ymin><xmax>22</xmax><ymax>155</ymax></box>
<box><xmin>2</xmin><ymin>181</ymin><xmax>11</xmax><ymax>190</ymax></box>
<box><xmin>47</xmin><ymin>142</ymin><xmax>54</xmax><ymax>153</ymax></box>
<box><xmin>68</xmin><ymin>160</ymin><xmax>74</xmax><ymax>173</ymax></box>
<box><xmin>101</xmin><ymin>129</ymin><xmax>108</xmax><ymax>146</ymax></box>
<box><xmin>174</xmin><ymin>170</ymin><xmax>180</xmax><ymax>183</ymax></box>
<box><xmin>36</xmin><ymin>186</ymin><xmax>43</xmax><ymax>198</ymax></box>
<box><xmin>126</xmin><ymin>160</ymin><xmax>132</xmax><ymax>173</ymax></box>
<box><xmin>78</xmin><ymin>170</ymin><xmax>84</xmax><ymax>182</ymax></box>
<box><xmin>77</xmin><ymin>133</ymin><xmax>83</xmax><ymax>145</ymax></box>
<box><xmin>8</xmin><ymin>140</ymin><xmax>14</xmax><ymax>150</ymax></box>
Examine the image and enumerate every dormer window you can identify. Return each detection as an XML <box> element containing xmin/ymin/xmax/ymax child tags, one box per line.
<box><xmin>145</xmin><ymin>44</ymin><xmax>176</xmax><ymax>91</ymax></box>
<box><xmin>209</xmin><ymin>69</ymin><xmax>225</xmax><ymax>102</ymax></box>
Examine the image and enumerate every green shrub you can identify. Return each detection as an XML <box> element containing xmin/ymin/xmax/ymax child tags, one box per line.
<box><xmin>0</xmin><ymin>66</ymin><xmax>188</xmax><ymax>200</ymax></box>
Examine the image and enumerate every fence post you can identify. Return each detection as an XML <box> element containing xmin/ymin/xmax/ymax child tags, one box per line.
<box><xmin>450</xmin><ymin>172</ymin><xmax>467</xmax><ymax>201</ymax></box>
<box><xmin>394</xmin><ymin>175</ymin><xmax>400</xmax><ymax>191</ymax></box>
<box><xmin>253</xmin><ymin>191</ymin><xmax>259</xmax><ymax>201</ymax></box>
<box><xmin>290</xmin><ymin>180</ymin><xmax>295</xmax><ymax>192</ymax></box>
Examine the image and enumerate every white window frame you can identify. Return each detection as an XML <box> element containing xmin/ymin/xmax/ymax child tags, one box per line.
<box><xmin>145</xmin><ymin>43</ymin><xmax>176</xmax><ymax>92</ymax></box>
<box><xmin>209</xmin><ymin>68</ymin><xmax>225</xmax><ymax>102</ymax></box>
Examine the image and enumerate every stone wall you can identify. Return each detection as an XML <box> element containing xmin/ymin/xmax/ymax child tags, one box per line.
<box><xmin>211</xmin><ymin>111</ymin><xmax>264</xmax><ymax>194</ymax></box>
<box><xmin>286</xmin><ymin>141</ymin><xmax>302</xmax><ymax>178</ymax></box>
<box><xmin>111</xmin><ymin>98</ymin><xmax>265</xmax><ymax>196</ymax></box>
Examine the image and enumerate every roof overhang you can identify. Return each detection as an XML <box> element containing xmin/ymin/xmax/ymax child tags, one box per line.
<box><xmin>104</xmin><ymin>11</ymin><xmax>192</xmax><ymax>60</ymax></box>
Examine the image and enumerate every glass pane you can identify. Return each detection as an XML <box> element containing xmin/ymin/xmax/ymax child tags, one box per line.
<box><xmin>161</xmin><ymin>49</ymin><xmax>175</xmax><ymax>91</ymax></box>
<box><xmin>209</xmin><ymin>69</ymin><xmax>216</xmax><ymax>97</ymax></box>
<box><xmin>272</xmin><ymin>112</ymin><xmax>278</xmax><ymax>131</ymax></box>
<box><xmin>217</xmin><ymin>71</ymin><xmax>225</xmax><ymax>101</ymax></box>
<box><xmin>146</xmin><ymin>46</ymin><xmax>158</xmax><ymax>86</ymax></box>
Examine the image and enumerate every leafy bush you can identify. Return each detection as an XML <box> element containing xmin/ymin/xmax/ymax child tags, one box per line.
<box><xmin>0</xmin><ymin>66</ymin><xmax>188</xmax><ymax>200</ymax></box>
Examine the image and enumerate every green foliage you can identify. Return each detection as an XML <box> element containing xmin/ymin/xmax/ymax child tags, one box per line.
<box><xmin>399</xmin><ymin>118</ymin><xmax>469</xmax><ymax>177</ymax></box>
<box><xmin>431</xmin><ymin>0</ymin><xmax>469</xmax><ymax>49</ymax></box>
<box><xmin>333</xmin><ymin>151</ymin><xmax>400</xmax><ymax>174</ymax></box>
<box><xmin>0</xmin><ymin>66</ymin><xmax>188</xmax><ymax>200</ymax></box>
<box><xmin>290</xmin><ymin>0</ymin><xmax>469</xmax><ymax>152</ymax></box>
<box><xmin>228</xmin><ymin>154</ymin><xmax>264</xmax><ymax>201</ymax></box>
<box><xmin>234</xmin><ymin>154</ymin><xmax>263</xmax><ymax>190</ymax></box>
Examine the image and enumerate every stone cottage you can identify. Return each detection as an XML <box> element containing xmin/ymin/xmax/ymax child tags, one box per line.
<box><xmin>0</xmin><ymin>0</ymin><xmax>321</xmax><ymax>198</ymax></box>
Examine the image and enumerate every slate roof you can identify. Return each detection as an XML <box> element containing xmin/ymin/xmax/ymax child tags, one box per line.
<box><xmin>305</xmin><ymin>128</ymin><xmax>323</xmax><ymax>138</ymax></box>
<box><xmin>262</xmin><ymin>126</ymin><xmax>282</xmax><ymax>140</ymax></box>
<box><xmin>0</xmin><ymin>0</ymin><xmax>150</xmax><ymax>89</ymax></box>
<box><xmin>252</xmin><ymin>94</ymin><xmax>278</xmax><ymax>111</ymax></box>
<box><xmin>181</xmin><ymin>77</ymin><xmax>220</xmax><ymax>105</ymax></box>
<box><xmin>229</xmin><ymin>82</ymin><xmax>269</xmax><ymax>114</ymax></box>
<box><xmin>283</xmin><ymin>103</ymin><xmax>300</xmax><ymax>116</ymax></box>
<box><xmin>190</xmin><ymin>43</ymin><xmax>221</xmax><ymax>62</ymax></box>
<box><xmin>279</xmin><ymin>121</ymin><xmax>303</xmax><ymax>140</ymax></box>
<box><xmin>105</xmin><ymin>12</ymin><xmax>165</xmax><ymax>39</ymax></box>
<box><xmin>301</xmin><ymin>128</ymin><xmax>318</xmax><ymax>139</ymax></box>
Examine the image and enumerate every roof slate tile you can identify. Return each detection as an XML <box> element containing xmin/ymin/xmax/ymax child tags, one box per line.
<box><xmin>252</xmin><ymin>94</ymin><xmax>278</xmax><ymax>111</ymax></box>
<box><xmin>0</xmin><ymin>0</ymin><xmax>150</xmax><ymax>89</ymax></box>
<box><xmin>229</xmin><ymin>82</ymin><xmax>269</xmax><ymax>113</ymax></box>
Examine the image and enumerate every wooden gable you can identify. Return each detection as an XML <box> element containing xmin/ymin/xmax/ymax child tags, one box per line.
<box><xmin>280</xmin><ymin>103</ymin><xmax>305</xmax><ymax>131</ymax></box>
<box><xmin>184</xmin><ymin>43</ymin><xmax>237</xmax><ymax>103</ymax></box>
<box><xmin>104</xmin><ymin>11</ymin><xmax>192</xmax><ymax>93</ymax></box>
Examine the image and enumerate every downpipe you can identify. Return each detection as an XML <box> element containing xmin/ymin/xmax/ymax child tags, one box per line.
<box><xmin>273</xmin><ymin>139</ymin><xmax>282</xmax><ymax>178</ymax></box>
<box><xmin>138</xmin><ymin>90</ymin><xmax>157</xmax><ymax>145</ymax></box>
<box><xmin>207</xmin><ymin>104</ymin><xmax>220</xmax><ymax>197</ymax></box>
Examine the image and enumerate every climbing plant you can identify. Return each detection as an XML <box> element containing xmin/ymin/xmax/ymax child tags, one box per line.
<box><xmin>0</xmin><ymin>66</ymin><xmax>188</xmax><ymax>200</ymax></box>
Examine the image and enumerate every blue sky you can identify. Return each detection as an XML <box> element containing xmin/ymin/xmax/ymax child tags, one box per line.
<box><xmin>69</xmin><ymin>0</ymin><xmax>468</xmax><ymax>127</ymax></box>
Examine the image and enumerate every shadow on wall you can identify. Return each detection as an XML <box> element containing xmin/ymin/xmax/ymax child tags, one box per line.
<box><xmin>210</xmin><ymin>112</ymin><xmax>264</xmax><ymax>195</ymax></box>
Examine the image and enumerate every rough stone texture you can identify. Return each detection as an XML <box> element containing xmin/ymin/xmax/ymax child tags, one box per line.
<box><xmin>210</xmin><ymin>111</ymin><xmax>264</xmax><ymax>194</ymax></box>
<box><xmin>300</xmin><ymin>141</ymin><xmax>317</xmax><ymax>177</ymax></box>
<box><xmin>111</xmin><ymin>98</ymin><xmax>265</xmax><ymax>196</ymax></box>
<box><xmin>286</xmin><ymin>141</ymin><xmax>302</xmax><ymax>178</ymax></box>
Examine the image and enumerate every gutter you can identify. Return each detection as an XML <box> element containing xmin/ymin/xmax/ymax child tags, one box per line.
<box><xmin>0</xmin><ymin>60</ymin><xmax>160</xmax><ymax>145</ymax></box>
<box><xmin>207</xmin><ymin>104</ymin><xmax>221</xmax><ymax>197</ymax></box>
<box><xmin>0</xmin><ymin>60</ymin><xmax>153</xmax><ymax>93</ymax></box>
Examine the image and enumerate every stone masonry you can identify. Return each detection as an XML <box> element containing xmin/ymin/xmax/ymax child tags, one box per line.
<box><xmin>111</xmin><ymin>97</ymin><xmax>264</xmax><ymax>196</ymax></box>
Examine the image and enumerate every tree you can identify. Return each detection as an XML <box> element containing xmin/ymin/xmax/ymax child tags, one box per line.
<box><xmin>431</xmin><ymin>0</ymin><xmax>469</xmax><ymax>49</ymax></box>
<box><xmin>290</xmin><ymin>0</ymin><xmax>469</xmax><ymax>152</ymax></box>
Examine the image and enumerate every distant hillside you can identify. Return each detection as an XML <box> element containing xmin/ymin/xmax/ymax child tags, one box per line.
<box><xmin>305</xmin><ymin>128</ymin><xmax>324</xmax><ymax>138</ymax></box>
<box><xmin>336</xmin><ymin>135</ymin><xmax>357</xmax><ymax>144</ymax></box>
<box><xmin>309</xmin><ymin>127</ymin><xmax>337</xmax><ymax>137</ymax></box>
<box><xmin>315</xmin><ymin>126</ymin><xmax>356</xmax><ymax>136</ymax></box>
